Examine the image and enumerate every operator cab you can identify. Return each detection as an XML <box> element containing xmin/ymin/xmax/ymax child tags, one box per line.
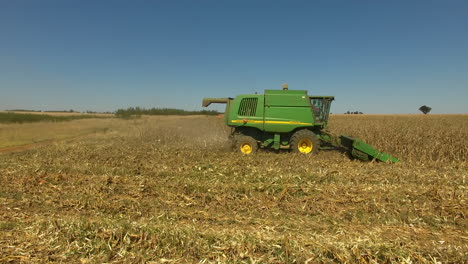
<box><xmin>310</xmin><ymin>96</ymin><xmax>334</xmax><ymax>124</ymax></box>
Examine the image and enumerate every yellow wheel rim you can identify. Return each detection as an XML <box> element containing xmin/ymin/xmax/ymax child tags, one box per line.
<box><xmin>298</xmin><ymin>139</ymin><xmax>313</xmax><ymax>153</ymax></box>
<box><xmin>240</xmin><ymin>143</ymin><xmax>253</xmax><ymax>154</ymax></box>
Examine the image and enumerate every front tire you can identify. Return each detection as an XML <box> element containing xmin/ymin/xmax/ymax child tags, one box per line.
<box><xmin>234</xmin><ymin>135</ymin><xmax>258</xmax><ymax>155</ymax></box>
<box><xmin>290</xmin><ymin>129</ymin><xmax>319</xmax><ymax>154</ymax></box>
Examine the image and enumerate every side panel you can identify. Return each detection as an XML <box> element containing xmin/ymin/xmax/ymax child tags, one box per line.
<box><xmin>263</xmin><ymin>106</ymin><xmax>314</xmax><ymax>132</ymax></box>
<box><xmin>224</xmin><ymin>99</ymin><xmax>232</xmax><ymax>125</ymax></box>
<box><xmin>225</xmin><ymin>91</ymin><xmax>324</xmax><ymax>133</ymax></box>
<box><xmin>263</xmin><ymin>91</ymin><xmax>315</xmax><ymax>133</ymax></box>
<box><xmin>227</xmin><ymin>95</ymin><xmax>264</xmax><ymax>131</ymax></box>
<box><xmin>265</xmin><ymin>91</ymin><xmax>310</xmax><ymax>107</ymax></box>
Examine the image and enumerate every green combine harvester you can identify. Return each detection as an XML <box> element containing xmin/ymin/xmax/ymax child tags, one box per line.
<box><xmin>202</xmin><ymin>84</ymin><xmax>398</xmax><ymax>163</ymax></box>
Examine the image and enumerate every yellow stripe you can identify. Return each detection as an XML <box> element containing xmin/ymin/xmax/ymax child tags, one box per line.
<box><xmin>231</xmin><ymin>120</ymin><xmax>312</xmax><ymax>125</ymax></box>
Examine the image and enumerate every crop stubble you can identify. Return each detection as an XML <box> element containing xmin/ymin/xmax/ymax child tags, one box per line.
<box><xmin>0</xmin><ymin>115</ymin><xmax>466</xmax><ymax>263</ymax></box>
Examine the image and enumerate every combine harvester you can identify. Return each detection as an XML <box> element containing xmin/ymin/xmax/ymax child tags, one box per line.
<box><xmin>203</xmin><ymin>84</ymin><xmax>398</xmax><ymax>163</ymax></box>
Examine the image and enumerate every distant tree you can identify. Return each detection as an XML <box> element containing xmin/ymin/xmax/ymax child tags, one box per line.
<box><xmin>419</xmin><ymin>105</ymin><xmax>432</xmax><ymax>114</ymax></box>
<box><xmin>344</xmin><ymin>110</ymin><xmax>364</xmax><ymax>114</ymax></box>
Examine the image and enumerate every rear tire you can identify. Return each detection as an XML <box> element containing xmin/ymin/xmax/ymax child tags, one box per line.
<box><xmin>290</xmin><ymin>129</ymin><xmax>319</xmax><ymax>154</ymax></box>
<box><xmin>234</xmin><ymin>135</ymin><xmax>258</xmax><ymax>155</ymax></box>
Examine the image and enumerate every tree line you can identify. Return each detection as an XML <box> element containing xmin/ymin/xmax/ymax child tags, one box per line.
<box><xmin>0</xmin><ymin>112</ymin><xmax>107</xmax><ymax>124</ymax></box>
<box><xmin>344</xmin><ymin>111</ymin><xmax>364</xmax><ymax>114</ymax></box>
<box><xmin>115</xmin><ymin>107</ymin><xmax>220</xmax><ymax>118</ymax></box>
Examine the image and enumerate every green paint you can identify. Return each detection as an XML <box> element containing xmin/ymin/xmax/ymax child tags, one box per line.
<box><xmin>273</xmin><ymin>133</ymin><xmax>281</xmax><ymax>150</ymax></box>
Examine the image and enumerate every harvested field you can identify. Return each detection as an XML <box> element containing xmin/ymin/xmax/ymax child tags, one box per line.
<box><xmin>0</xmin><ymin>111</ymin><xmax>114</xmax><ymax>117</ymax></box>
<box><xmin>0</xmin><ymin>115</ymin><xmax>466</xmax><ymax>263</ymax></box>
<box><xmin>0</xmin><ymin>118</ymin><xmax>120</xmax><ymax>149</ymax></box>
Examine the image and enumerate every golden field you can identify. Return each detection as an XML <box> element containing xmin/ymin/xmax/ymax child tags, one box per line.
<box><xmin>329</xmin><ymin>114</ymin><xmax>468</xmax><ymax>163</ymax></box>
<box><xmin>0</xmin><ymin>118</ymin><xmax>118</xmax><ymax>149</ymax></box>
<box><xmin>0</xmin><ymin>111</ymin><xmax>114</xmax><ymax>117</ymax></box>
<box><xmin>0</xmin><ymin>115</ymin><xmax>466</xmax><ymax>263</ymax></box>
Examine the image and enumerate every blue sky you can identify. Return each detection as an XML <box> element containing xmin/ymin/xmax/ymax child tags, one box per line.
<box><xmin>1</xmin><ymin>0</ymin><xmax>467</xmax><ymax>114</ymax></box>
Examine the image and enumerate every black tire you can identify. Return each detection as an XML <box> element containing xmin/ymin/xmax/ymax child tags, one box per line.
<box><xmin>290</xmin><ymin>129</ymin><xmax>320</xmax><ymax>154</ymax></box>
<box><xmin>234</xmin><ymin>135</ymin><xmax>258</xmax><ymax>155</ymax></box>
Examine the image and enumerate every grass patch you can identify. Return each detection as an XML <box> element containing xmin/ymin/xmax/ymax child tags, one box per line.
<box><xmin>0</xmin><ymin>221</ymin><xmax>17</xmax><ymax>231</ymax></box>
